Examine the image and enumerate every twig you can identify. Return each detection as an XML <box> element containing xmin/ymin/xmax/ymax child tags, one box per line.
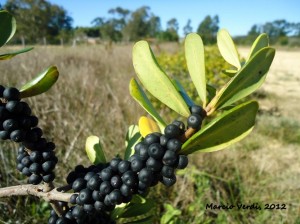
<box><xmin>0</xmin><ymin>184</ymin><xmax>72</xmax><ymax>203</ymax></box>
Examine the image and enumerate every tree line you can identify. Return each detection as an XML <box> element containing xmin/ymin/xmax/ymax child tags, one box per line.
<box><xmin>1</xmin><ymin>0</ymin><xmax>300</xmax><ymax>46</ymax></box>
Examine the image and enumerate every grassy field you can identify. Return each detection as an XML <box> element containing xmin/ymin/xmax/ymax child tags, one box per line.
<box><xmin>0</xmin><ymin>43</ymin><xmax>299</xmax><ymax>223</ymax></box>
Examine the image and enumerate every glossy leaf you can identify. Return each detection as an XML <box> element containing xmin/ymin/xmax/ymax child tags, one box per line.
<box><xmin>181</xmin><ymin>101</ymin><xmax>258</xmax><ymax>154</ymax></box>
<box><xmin>120</xmin><ymin>198</ymin><xmax>155</xmax><ymax>218</ymax></box>
<box><xmin>129</xmin><ymin>78</ymin><xmax>166</xmax><ymax>130</ymax></box>
<box><xmin>123</xmin><ymin>216</ymin><xmax>153</xmax><ymax>224</ymax></box>
<box><xmin>217</xmin><ymin>29</ymin><xmax>241</xmax><ymax>69</ymax></box>
<box><xmin>222</xmin><ymin>69</ymin><xmax>237</xmax><ymax>77</ymax></box>
<box><xmin>133</xmin><ymin>41</ymin><xmax>190</xmax><ymax>117</ymax></box>
<box><xmin>138</xmin><ymin>116</ymin><xmax>160</xmax><ymax>137</ymax></box>
<box><xmin>0</xmin><ymin>10</ymin><xmax>16</xmax><ymax>47</ymax></box>
<box><xmin>0</xmin><ymin>47</ymin><xmax>33</xmax><ymax>60</ymax></box>
<box><xmin>208</xmin><ymin>47</ymin><xmax>275</xmax><ymax>111</ymax></box>
<box><xmin>85</xmin><ymin>136</ymin><xmax>106</xmax><ymax>164</ymax></box>
<box><xmin>20</xmin><ymin>66</ymin><xmax>59</xmax><ymax>98</ymax></box>
<box><xmin>247</xmin><ymin>33</ymin><xmax>269</xmax><ymax>60</ymax></box>
<box><xmin>185</xmin><ymin>33</ymin><xmax>206</xmax><ymax>106</ymax></box>
<box><xmin>124</xmin><ymin>125</ymin><xmax>142</xmax><ymax>160</ymax></box>
<box><xmin>172</xmin><ymin>79</ymin><xmax>194</xmax><ymax>108</ymax></box>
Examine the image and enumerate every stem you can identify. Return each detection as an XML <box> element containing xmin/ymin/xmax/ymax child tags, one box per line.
<box><xmin>0</xmin><ymin>184</ymin><xmax>72</xmax><ymax>203</ymax></box>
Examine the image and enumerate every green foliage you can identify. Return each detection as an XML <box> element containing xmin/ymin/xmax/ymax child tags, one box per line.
<box><xmin>124</xmin><ymin>125</ymin><xmax>142</xmax><ymax>160</ymax></box>
<box><xmin>132</xmin><ymin>41</ymin><xmax>190</xmax><ymax>117</ymax></box>
<box><xmin>181</xmin><ymin>101</ymin><xmax>258</xmax><ymax>154</ymax></box>
<box><xmin>85</xmin><ymin>136</ymin><xmax>107</xmax><ymax>164</ymax></box>
<box><xmin>20</xmin><ymin>66</ymin><xmax>59</xmax><ymax>98</ymax></box>
<box><xmin>0</xmin><ymin>10</ymin><xmax>16</xmax><ymax>47</ymax></box>
<box><xmin>160</xmin><ymin>204</ymin><xmax>182</xmax><ymax>224</ymax></box>
<box><xmin>197</xmin><ymin>15</ymin><xmax>219</xmax><ymax>44</ymax></box>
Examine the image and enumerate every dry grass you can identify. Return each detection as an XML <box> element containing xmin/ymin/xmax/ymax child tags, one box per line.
<box><xmin>0</xmin><ymin>43</ymin><xmax>300</xmax><ymax>223</ymax></box>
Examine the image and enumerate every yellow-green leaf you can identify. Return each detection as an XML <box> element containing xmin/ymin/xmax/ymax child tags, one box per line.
<box><xmin>138</xmin><ymin>116</ymin><xmax>160</xmax><ymax>137</ymax></box>
<box><xmin>217</xmin><ymin>29</ymin><xmax>241</xmax><ymax>69</ymax></box>
<box><xmin>222</xmin><ymin>69</ymin><xmax>237</xmax><ymax>77</ymax></box>
<box><xmin>133</xmin><ymin>41</ymin><xmax>190</xmax><ymax>117</ymax></box>
<box><xmin>185</xmin><ymin>33</ymin><xmax>206</xmax><ymax>106</ymax></box>
<box><xmin>209</xmin><ymin>47</ymin><xmax>275</xmax><ymax>111</ymax></box>
<box><xmin>20</xmin><ymin>66</ymin><xmax>59</xmax><ymax>98</ymax></box>
<box><xmin>247</xmin><ymin>33</ymin><xmax>269</xmax><ymax>60</ymax></box>
<box><xmin>129</xmin><ymin>78</ymin><xmax>166</xmax><ymax>131</ymax></box>
<box><xmin>181</xmin><ymin>101</ymin><xmax>258</xmax><ymax>154</ymax></box>
<box><xmin>0</xmin><ymin>10</ymin><xmax>16</xmax><ymax>47</ymax></box>
<box><xmin>172</xmin><ymin>79</ymin><xmax>194</xmax><ymax>108</ymax></box>
<box><xmin>85</xmin><ymin>136</ymin><xmax>106</xmax><ymax>164</ymax></box>
<box><xmin>0</xmin><ymin>47</ymin><xmax>33</xmax><ymax>60</ymax></box>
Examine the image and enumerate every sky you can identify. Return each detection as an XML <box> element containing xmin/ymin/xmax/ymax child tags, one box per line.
<box><xmin>1</xmin><ymin>0</ymin><xmax>300</xmax><ymax>37</ymax></box>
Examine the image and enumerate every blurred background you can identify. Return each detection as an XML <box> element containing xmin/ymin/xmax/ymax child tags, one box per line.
<box><xmin>0</xmin><ymin>0</ymin><xmax>299</xmax><ymax>223</ymax></box>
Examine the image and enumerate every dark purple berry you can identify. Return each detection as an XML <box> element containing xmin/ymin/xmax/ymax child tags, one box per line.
<box><xmin>72</xmin><ymin>178</ymin><xmax>87</xmax><ymax>192</ymax></box>
<box><xmin>28</xmin><ymin>174</ymin><xmax>42</xmax><ymax>184</ymax></box>
<box><xmin>162</xmin><ymin>150</ymin><xmax>178</xmax><ymax>166</ymax></box>
<box><xmin>166</xmin><ymin>138</ymin><xmax>182</xmax><ymax>152</ymax></box>
<box><xmin>164</xmin><ymin>124</ymin><xmax>181</xmax><ymax>139</ymax></box>
<box><xmin>118</xmin><ymin>160</ymin><xmax>130</xmax><ymax>173</ymax></box>
<box><xmin>111</xmin><ymin>175</ymin><xmax>122</xmax><ymax>189</ymax></box>
<box><xmin>187</xmin><ymin>114</ymin><xmax>202</xmax><ymax>129</ymax></box>
<box><xmin>121</xmin><ymin>171</ymin><xmax>137</xmax><ymax>187</ymax></box>
<box><xmin>87</xmin><ymin>175</ymin><xmax>102</xmax><ymax>190</ymax></box>
<box><xmin>42</xmin><ymin>161</ymin><xmax>56</xmax><ymax>173</ymax></box>
<box><xmin>3</xmin><ymin>87</ymin><xmax>20</xmax><ymax>101</ymax></box>
<box><xmin>43</xmin><ymin>173</ymin><xmax>55</xmax><ymax>183</ymax></box>
<box><xmin>177</xmin><ymin>155</ymin><xmax>189</xmax><ymax>169</ymax></box>
<box><xmin>10</xmin><ymin>129</ymin><xmax>26</xmax><ymax>142</ymax></box>
<box><xmin>144</xmin><ymin>133</ymin><xmax>161</xmax><ymax>145</ymax></box>
<box><xmin>131</xmin><ymin>158</ymin><xmax>144</xmax><ymax>172</ymax></box>
<box><xmin>6</xmin><ymin>101</ymin><xmax>23</xmax><ymax>114</ymax></box>
<box><xmin>146</xmin><ymin>157</ymin><xmax>163</xmax><ymax>172</ymax></box>
<box><xmin>109</xmin><ymin>157</ymin><xmax>122</xmax><ymax>172</ymax></box>
<box><xmin>108</xmin><ymin>189</ymin><xmax>122</xmax><ymax>205</ymax></box>
<box><xmin>3</xmin><ymin>119</ymin><xmax>19</xmax><ymax>131</ymax></box>
<box><xmin>99</xmin><ymin>181</ymin><xmax>113</xmax><ymax>196</ymax></box>
<box><xmin>100</xmin><ymin>168</ymin><xmax>113</xmax><ymax>181</ymax></box>
<box><xmin>138</xmin><ymin>168</ymin><xmax>153</xmax><ymax>186</ymax></box>
<box><xmin>161</xmin><ymin>175</ymin><xmax>177</xmax><ymax>187</ymax></box>
<box><xmin>161</xmin><ymin>165</ymin><xmax>175</xmax><ymax>178</ymax></box>
<box><xmin>79</xmin><ymin>188</ymin><xmax>93</xmax><ymax>204</ymax></box>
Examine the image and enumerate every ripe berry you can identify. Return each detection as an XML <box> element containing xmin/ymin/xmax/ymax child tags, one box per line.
<box><xmin>29</xmin><ymin>163</ymin><xmax>42</xmax><ymax>174</ymax></box>
<box><xmin>42</xmin><ymin>161</ymin><xmax>56</xmax><ymax>173</ymax></box>
<box><xmin>21</xmin><ymin>156</ymin><xmax>31</xmax><ymax>166</ymax></box>
<box><xmin>42</xmin><ymin>151</ymin><xmax>55</xmax><ymax>161</ymax></box>
<box><xmin>87</xmin><ymin>175</ymin><xmax>101</xmax><ymax>190</ymax></box>
<box><xmin>148</xmin><ymin>143</ymin><xmax>164</xmax><ymax>160</ymax></box>
<box><xmin>0</xmin><ymin>130</ymin><xmax>10</xmax><ymax>140</ymax></box>
<box><xmin>43</xmin><ymin>173</ymin><xmax>55</xmax><ymax>183</ymax></box>
<box><xmin>108</xmin><ymin>189</ymin><xmax>122</xmax><ymax>205</ymax></box>
<box><xmin>79</xmin><ymin>188</ymin><xmax>93</xmax><ymax>204</ymax></box>
<box><xmin>118</xmin><ymin>160</ymin><xmax>130</xmax><ymax>173</ymax></box>
<box><xmin>120</xmin><ymin>184</ymin><xmax>132</xmax><ymax>197</ymax></box>
<box><xmin>83</xmin><ymin>204</ymin><xmax>94</xmax><ymax>213</ymax></box>
<box><xmin>121</xmin><ymin>171</ymin><xmax>137</xmax><ymax>187</ymax></box>
<box><xmin>6</xmin><ymin>101</ymin><xmax>23</xmax><ymax>114</ymax></box>
<box><xmin>10</xmin><ymin>129</ymin><xmax>26</xmax><ymax>142</ymax></box>
<box><xmin>144</xmin><ymin>133</ymin><xmax>161</xmax><ymax>145</ymax></box>
<box><xmin>172</xmin><ymin>120</ymin><xmax>185</xmax><ymax>133</ymax></box>
<box><xmin>138</xmin><ymin>168</ymin><xmax>153</xmax><ymax>186</ymax></box>
<box><xmin>3</xmin><ymin>87</ymin><xmax>20</xmax><ymax>101</ymax></box>
<box><xmin>17</xmin><ymin>163</ymin><xmax>24</xmax><ymax>171</ymax></box>
<box><xmin>177</xmin><ymin>155</ymin><xmax>189</xmax><ymax>169</ymax></box>
<box><xmin>3</xmin><ymin>119</ymin><xmax>19</xmax><ymax>131</ymax></box>
<box><xmin>190</xmin><ymin>105</ymin><xmax>206</xmax><ymax>117</ymax></box>
<box><xmin>94</xmin><ymin>201</ymin><xmax>106</xmax><ymax>211</ymax></box>
<box><xmin>100</xmin><ymin>168</ymin><xmax>113</xmax><ymax>181</ymax></box>
<box><xmin>110</xmin><ymin>157</ymin><xmax>122</xmax><ymax>172</ymax></box>
<box><xmin>72</xmin><ymin>178</ymin><xmax>87</xmax><ymax>192</ymax></box>
<box><xmin>22</xmin><ymin>167</ymin><xmax>32</xmax><ymax>176</ymax></box>
<box><xmin>70</xmin><ymin>194</ymin><xmax>78</xmax><ymax>204</ymax></box>
<box><xmin>187</xmin><ymin>114</ymin><xmax>202</xmax><ymax>129</ymax></box>
<box><xmin>161</xmin><ymin>175</ymin><xmax>177</xmax><ymax>187</ymax></box>
<box><xmin>161</xmin><ymin>165</ymin><xmax>175</xmax><ymax>178</ymax></box>
<box><xmin>138</xmin><ymin>144</ymin><xmax>149</xmax><ymax>161</ymax></box>
<box><xmin>72</xmin><ymin>205</ymin><xmax>84</xmax><ymax>219</ymax></box>
<box><xmin>166</xmin><ymin>138</ymin><xmax>182</xmax><ymax>152</ymax></box>
<box><xmin>92</xmin><ymin>190</ymin><xmax>103</xmax><ymax>201</ymax></box>
<box><xmin>28</xmin><ymin>174</ymin><xmax>42</xmax><ymax>184</ymax></box>
<box><xmin>110</xmin><ymin>175</ymin><xmax>122</xmax><ymax>189</ymax></box>
<box><xmin>164</xmin><ymin>124</ymin><xmax>181</xmax><ymax>139</ymax></box>
<box><xmin>84</xmin><ymin>171</ymin><xmax>96</xmax><ymax>181</ymax></box>
<box><xmin>130</xmin><ymin>157</ymin><xmax>144</xmax><ymax>172</ymax></box>
<box><xmin>99</xmin><ymin>181</ymin><xmax>113</xmax><ymax>196</ymax></box>
<box><xmin>162</xmin><ymin>150</ymin><xmax>178</xmax><ymax>166</ymax></box>
<box><xmin>160</xmin><ymin>135</ymin><xmax>169</xmax><ymax>147</ymax></box>
<box><xmin>146</xmin><ymin>157</ymin><xmax>163</xmax><ymax>172</ymax></box>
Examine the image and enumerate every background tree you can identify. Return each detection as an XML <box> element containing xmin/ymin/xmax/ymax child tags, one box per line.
<box><xmin>197</xmin><ymin>15</ymin><xmax>219</xmax><ymax>44</ymax></box>
<box><xmin>183</xmin><ymin>19</ymin><xmax>193</xmax><ymax>36</ymax></box>
<box><xmin>158</xmin><ymin>18</ymin><xmax>179</xmax><ymax>42</ymax></box>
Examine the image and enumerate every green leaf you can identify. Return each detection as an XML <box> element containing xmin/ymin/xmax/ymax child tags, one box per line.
<box><xmin>209</xmin><ymin>47</ymin><xmax>275</xmax><ymax>111</ymax></box>
<box><xmin>206</xmin><ymin>84</ymin><xmax>216</xmax><ymax>103</ymax></box>
<box><xmin>124</xmin><ymin>125</ymin><xmax>142</xmax><ymax>160</ymax></box>
<box><xmin>172</xmin><ymin>79</ymin><xmax>194</xmax><ymax>108</ymax></box>
<box><xmin>247</xmin><ymin>33</ymin><xmax>269</xmax><ymax>60</ymax></box>
<box><xmin>132</xmin><ymin>41</ymin><xmax>190</xmax><ymax>117</ymax></box>
<box><xmin>217</xmin><ymin>29</ymin><xmax>241</xmax><ymax>69</ymax></box>
<box><xmin>222</xmin><ymin>69</ymin><xmax>237</xmax><ymax>77</ymax></box>
<box><xmin>181</xmin><ymin>101</ymin><xmax>258</xmax><ymax>154</ymax></box>
<box><xmin>185</xmin><ymin>33</ymin><xmax>206</xmax><ymax>106</ymax></box>
<box><xmin>123</xmin><ymin>216</ymin><xmax>153</xmax><ymax>224</ymax></box>
<box><xmin>85</xmin><ymin>136</ymin><xmax>106</xmax><ymax>164</ymax></box>
<box><xmin>129</xmin><ymin>78</ymin><xmax>166</xmax><ymax>130</ymax></box>
<box><xmin>0</xmin><ymin>47</ymin><xmax>33</xmax><ymax>60</ymax></box>
<box><xmin>20</xmin><ymin>66</ymin><xmax>59</xmax><ymax>98</ymax></box>
<box><xmin>120</xmin><ymin>198</ymin><xmax>155</xmax><ymax>218</ymax></box>
<box><xmin>0</xmin><ymin>10</ymin><xmax>16</xmax><ymax>47</ymax></box>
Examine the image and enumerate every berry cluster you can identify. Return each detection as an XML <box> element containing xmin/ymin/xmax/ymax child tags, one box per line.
<box><xmin>0</xmin><ymin>86</ymin><xmax>58</xmax><ymax>184</ymax></box>
<box><xmin>48</xmin><ymin>203</ymin><xmax>115</xmax><ymax>224</ymax></box>
<box><xmin>52</xmin><ymin>105</ymin><xmax>206</xmax><ymax>223</ymax></box>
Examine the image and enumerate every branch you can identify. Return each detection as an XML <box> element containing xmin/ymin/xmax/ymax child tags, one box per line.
<box><xmin>0</xmin><ymin>184</ymin><xmax>73</xmax><ymax>203</ymax></box>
